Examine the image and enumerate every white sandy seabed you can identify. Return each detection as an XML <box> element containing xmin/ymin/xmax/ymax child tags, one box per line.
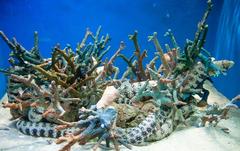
<box><xmin>0</xmin><ymin>81</ymin><xmax>239</xmax><ymax>151</ymax></box>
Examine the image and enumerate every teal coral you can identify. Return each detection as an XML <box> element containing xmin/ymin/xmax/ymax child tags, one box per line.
<box><xmin>0</xmin><ymin>0</ymin><xmax>238</xmax><ymax>151</ymax></box>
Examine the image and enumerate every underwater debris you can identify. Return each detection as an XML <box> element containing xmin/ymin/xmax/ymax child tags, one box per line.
<box><xmin>0</xmin><ymin>0</ymin><xmax>238</xmax><ymax>151</ymax></box>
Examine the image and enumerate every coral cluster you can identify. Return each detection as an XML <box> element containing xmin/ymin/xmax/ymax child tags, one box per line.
<box><xmin>0</xmin><ymin>0</ymin><xmax>239</xmax><ymax>151</ymax></box>
<box><xmin>0</xmin><ymin>26</ymin><xmax>121</xmax><ymax>123</ymax></box>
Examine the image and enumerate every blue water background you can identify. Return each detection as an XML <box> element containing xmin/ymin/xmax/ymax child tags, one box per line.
<box><xmin>0</xmin><ymin>0</ymin><xmax>239</xmax><ymax>101</ymax></box>
<box><xmin>213</xmin><ymin>0</ymin><xmax>240</xmax><ymax>103</ymax></box>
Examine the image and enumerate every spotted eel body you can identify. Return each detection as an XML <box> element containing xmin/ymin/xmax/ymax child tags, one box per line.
<box><xmin>116</xmin><ymin>113</ymin><xmax>161</xmax><ymax>145</ymax></box>
<box><xmin>16</xmin><ymin>120</ymin><xmax>76</xmax><ymax>138</ymax></box>
<box><xmin>176</xmin><ymin>62</ymin><xmax>209</xmax><ymax>91</ymax></box>
<box><xmin>15</xmin><ymin>113</ymin><xmax>167</xmax><ymax>144</ymax></box>
<box><xmin>115</xmin><ymin>104</ymin><xmax>194</xmax><ymax>145</ymax></box>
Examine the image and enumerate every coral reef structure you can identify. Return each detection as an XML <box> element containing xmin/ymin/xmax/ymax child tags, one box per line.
<box><xmin>0</xmin><ymin>0</ymin><xmax>238</xmax><ymax>151</ymax></box>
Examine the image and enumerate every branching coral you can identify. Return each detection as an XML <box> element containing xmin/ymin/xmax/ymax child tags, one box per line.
<box><xmin>9</xmin><ymin>74</ymin><xmax>82</xmax><ymax>118</ymax></box>
<box><xmin>129</xmin><ymin>31</ymin><xmax>148</xmax><ymax>81</ymax></box>
<box><xmin>54</xmin><ymin>89</ymin><xmax>134</xmax><ymax>151</ymax></box>
<box><xmin>55</xmin><ymin>107</ymin><xmax>121</xmax><ymax>151</ymax></box>
<box><xmin>0</xmin><ymin>31</ymin><xmax>43</xmax><ymax>66</ymax></box>
<box><xmin>148</xmin><ymin>32</ymin><xmax>171</xmax><ymax>76</ymax></box>
<box><xmin>199</xmin><ymin>96</ymin><xmax>240</xmax><ymax>127</ymax></box>
<box><xmin>0</xmin><ymin>27</ymin><xmax>119</xmax><ymax>122</ymax></box>
<box><xmin>118</xmin><ymin>31</ymin><xmax>148</xmax><ymax>82</ymax></box>
<box><xmin>0</xmin><ymin>1</ymin><xmax>238</xmax><ymax>151</ymax></box>
<box><xmin>95</xmin><ymin>41</ymin><xmax>125</xmax><ymax>81</ymax></box>
<box><xmin>172</xmin><ymin>0</ymin><xmax>213</xmax><ymax>75</ymax></box>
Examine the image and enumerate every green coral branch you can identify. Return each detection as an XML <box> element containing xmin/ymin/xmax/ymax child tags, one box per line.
<box><xmin>148</xmin><ymin>32</ymin><xmax>171</xmax><ymax>76</ymax></box>
<box><xmin>164</xmin><ymin>44</ymin><xmax>171</xmax><ymax>52</ymax></box>
<box><xmin>164</xmin><ymin>29</ymin><xmax>180</xmax><ymax>57</ymax></box>
<box><xmin>96</xmin><ymin>42</ymin><xmax>124</xmax><ymax>81</ymax></box>
<box><xmin>189</xmin><ymin>0</ymin><xmax>212</xmax><ymax>60</ymax></box>
<box><xmin>147</xmin><ymin>55</ymin><xmax>159</xmax><ymax>71</ymax></box>
<box><xmin>30</xmin><ymin>31</ymin><xmax>42</xmax><ymax>61</ymax></box>
<box><xmin>0</xmin><ymin>31</ymin><xmax>43</xmax><ymax>65</ymax></box>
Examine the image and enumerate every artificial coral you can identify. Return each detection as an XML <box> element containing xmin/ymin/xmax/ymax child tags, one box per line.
<box><xmin>0</xmin><ymin>0</ymin><xmax>239</xmax><ymax>151</ymax></box>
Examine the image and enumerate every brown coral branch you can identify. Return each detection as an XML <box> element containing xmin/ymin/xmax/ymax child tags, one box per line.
<box><xmin>52</xmin><ymin>47</ymin><xmax>75</xmax><ymax>73</ymax></box>
<box><xmin>77</xmin><ymin>76</ymin><xmax>96</xmax><ymax>87</ymax></box>
<box><xmin>2</xmin><ymin>95</ymin><xmax>38</xmax><ymax>111</ymax></box>
<box><xmin>10</xmin><ymin>74</ymin><xmax>68</xmax><ymax>117</ymax></box>
<box><xmin>42</xmin><ymin>109</ymin><xmax>56</xmax><ymax>118</ymax></box>
<box><xmin>10</xmin><ymin>74</ymin><xmax>50</xmax><ymax>97</ymax></box>
<box><xmin>61</xmin><ymin>81</ymin><xmax>78</xmax><ymax>96</ymax></box>
<box><xmin>37</xmin><ymin>59</ymin><xmax>51</xmax><ymax>68</ymax></box>
<box><xmin>129</xmin><ymin>31</ymin><xmax>147</xmax><ymax>81</ymax></box>
<box><xmin>30</xmin><ymin>64</ymin><xmax>81</xmax><ymax>97</ymax></box>
<box><xmin>2</xmin><ymin>102</ymin><xmax>21</xmax><ymax>110</ymax></box>
<box><xmin>57</xmin><ymin>134</ymin><xmax>80</xmax><ymax>151</ymax></box>
<box><xmin>55</xmin><ymin>123</ymin><xmax>76</xmax><ymax>131</ymax></box>
<box><xmin>201</xmin><ymin>108</ymin><xmax>230</xmax><ymax>127</ymax></box>
<box><xmin>111</xmin><ymin>137</ymin><xmax>120</xmax><ymax>151</ymax></box>
<box><xmin>32</xmin><ymin>65</ymin><xmax>67</xmax><ymax>86</ymax></box>
<box><xmin>57</xmin><ymin>129</ymin><xmax>98</xmax><ymax>151</ymax></box>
